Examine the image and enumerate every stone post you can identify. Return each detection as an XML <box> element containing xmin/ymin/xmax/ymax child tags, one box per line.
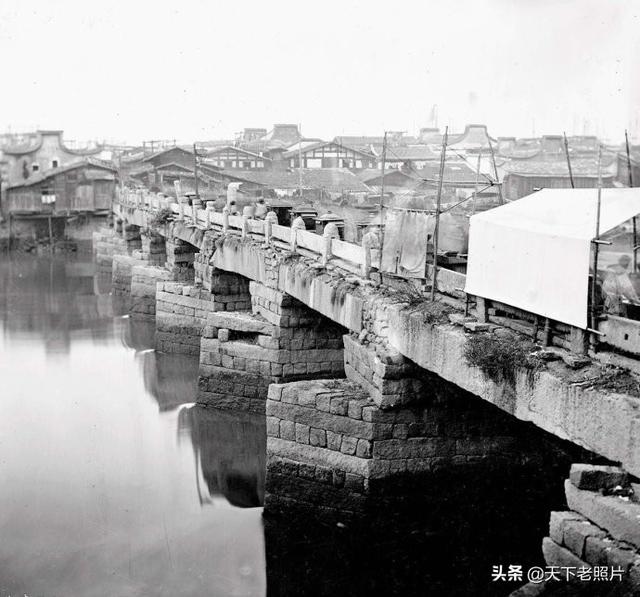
<box><xmin>322</xmin><ymin>222</ymin><xmax>339</xmax><ymax>267</ymax></box>
<box><xmin>264</xmin><ymin>211</ymin><xmax>277</xmax><ymax>248</ymax></box>
<box><xmin>242</xmin><ymin>215</ymin><xmax>250</xmax><ymax>239</ymax></box>
<box><xmin>205</xmin><ymin>201</ymin><xmax>215</xmax><ymax>228</ymax></box>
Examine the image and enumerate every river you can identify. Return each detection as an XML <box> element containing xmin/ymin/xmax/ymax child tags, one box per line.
<box><xmin>0</xmin><ymin>253</ymin><xmax>266</xmax><ymax>597</ymax></box>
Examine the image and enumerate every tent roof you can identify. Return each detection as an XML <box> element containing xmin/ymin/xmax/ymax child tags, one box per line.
<box><xmin>465</xmin><ymin>188</ymin><xmax>640</xmax><ymax>329</ymax></box>
<box><xmin>472</xmin><ymin>188</ymin><xmax>640</xmax><ymax>241</ymax></box>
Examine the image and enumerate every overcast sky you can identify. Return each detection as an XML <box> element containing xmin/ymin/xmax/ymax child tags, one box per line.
<box><xmin>0</xmin><ymin>0</ymin><xmax>638</xmax><ymax>145</ymax></box>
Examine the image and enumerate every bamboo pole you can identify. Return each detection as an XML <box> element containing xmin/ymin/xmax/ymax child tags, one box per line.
<box><xmin>430</xmin><ymin>126</ymin><xmax>448</xmax><ymax>301</ymax></box>
<box><xmin>298</xmin><ymin>124</ymin><xmax>303</xmax><ymax>197</ymax></box>
<box><xmin>563</xmin><ymin>132</ymin><xmax>575</xmax><ymax>188</ymax></box>
<box><xmin>625</xmin><ymin>130</ymin><xmax>637</xmax><ymax>271</ymax></box>
<box><xmin>486</xmin><ymin>135</ymin><xmax>503</xmax><ymax>204</ymax></box>
<box><xmin>472</xmin><ymin>149</ymin><xmax>482</xmax><ymax>215</ymax></box>
<box><xmin>193</xmin><ymin>143</ymin><xmax>199</xmax><ymax>200</ymax></box>
<box><xmin>378</xmin><ymin>131</ymin><xmax>388</xmax><ymax>273</ymax></box>
<box><xmin>590</xmin><ymin>146</ymin><xmax>603</xmax><ymax>341</ymax></box>
<box><xmin>625</xmin><ymin>129</ymin><xmax>634</xmax><ymax>187</ymax></box>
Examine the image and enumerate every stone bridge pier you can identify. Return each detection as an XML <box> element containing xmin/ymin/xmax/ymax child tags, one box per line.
<box><xmin>197</xmin><ymin>280</ymin><xmax>346</xmax><ymax>413</ymax></box>
<box><xmin>92</xmin><ymin>217</ymin><xmax>127</xmax><ymax>272</ymax></box>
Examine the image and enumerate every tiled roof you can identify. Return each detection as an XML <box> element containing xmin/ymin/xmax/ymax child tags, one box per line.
<box><xmin>354</xmin><ymin>169</ymin><xmax>382</xmax><ymax>183</ymax></box>
<box><xmin>2</xmin><ymin>135</ymin><xmax>102</xmax><ymax>157</ymax></box>
<box><xmin>383</xmin><ymin>145</ymin><xmax>440</xmax><ymax>161</ymax></box>
<box><xmin>282</xmin><ymin>141</ymin><xmax>376</xmax><ymax>159</ymax></box>
<box><xmin>503</xmin><ymin>155</ymin><xmax>617</xmax><ymax>177</ymax></box>
<box><xmin>333</xmin><ymin>136</ymin><xmax>385</xmax><ymax>153</ymax></box>
<box><xmin>617</xmin><ymin>147</ymin><xmax>640</xmax><ymax>165</ymax></box>
<box><xmin>448</xmin><ymin>124</ymin><xmax>497</xmax><ymax>150</ymax></box>
<box><xmin>363</xmin><ymin>161</ymin><xmax>479</xmax><ymax>188</ymax></box>
<box><xmin>219</xmin><ymin>167</ymin><xmax>370</xmax><ymax>192</ymax></box>
<box><xmin>205</xmin><ymin>145</ymin><xmax>270</xmax><ymax>160</ymax></box>
<box><xmin>7</xmin><ymin>158</ymin><xmax>117</xmax><ymax>189</ymax></box>
<box><xmin>141</xmin><ymin>146</ymin><xmax>194</xmax><ymax>163</ymax></box>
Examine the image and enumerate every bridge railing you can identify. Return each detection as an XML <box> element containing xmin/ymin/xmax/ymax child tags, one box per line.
<box><xmin>113</xmin><ymin>188</ymin><xmax>463</xmax><ymax>292</ymax></box>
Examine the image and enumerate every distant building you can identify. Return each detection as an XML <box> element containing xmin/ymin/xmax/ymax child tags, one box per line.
<box><xmin>236</xmin><ymin>128</ymin><xmax>268</xmax><ymax>145</ymax></box>
<box><xmin>616</xmin><ymin>146</ymin><xmax>640</xmax><ymax>187</ymax></box>
<box><xmin>502</xmin><ymin>134</ymin><xmax>616</xmax><ymax>200</ymax></box>
<box><xmin>2</xmin><ymin>130</ymin><xmax>102</xmax><ymax>185</ymax></box>
<box><xmin>242</xmin><ymin>124</ymin><xmax>302</xmax><ymax>153</ymax></box>
<box><xmin>5</xmin><ymin>158</ymin><xmax>117</xmax><ymax>215</ymax></box>
<box><xmin>282</xmin><ymin>141</ymin><xmax>376</xmax><ymax>169</ymax></box>
<box><xmin>206</xmin><ymin>146</ymin><xmax>270</xmax><ymax>169</ymax></box>
<box><xmin>376</xmin><ymin>145</ymin><xmax>440</xmax><ymax>170</ymax></box>
<box><xmin>219</xmin><ymin>167</ymin><xmax>370</xmax><ymax>200</ymax></box>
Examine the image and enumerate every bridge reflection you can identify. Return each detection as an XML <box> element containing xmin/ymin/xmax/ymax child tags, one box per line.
<box><xmin>178</xmin><ymin>406</ymin><xmax>266</xmax><ymax>508</ymax></box>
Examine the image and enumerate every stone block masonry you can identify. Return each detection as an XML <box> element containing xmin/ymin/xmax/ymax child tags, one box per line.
<box><xmin>93</xmin><ymin>227</ymin><xmax>127</xmax><ymax>270</ymax></box>
<box><xmin>112</xmin><ymin>253</ymin><xmax>145</xmax><ymax>296</ymax></box>
<box><xmin>130</xmin><ymin>264</ymin><xmax>173</xmax><ymax>320</ymax></box>
<box><xmin>140</xmin><ymin>231</ymin><xmax>166</xmax><ymax>265</ymax></box>
<box><xmin>538</xmin><ymin>464</ymin><xmax>640</xmax><ymax>593</ymax></box>
<box><xmin>343</xmin><ymin>334</ymin><xmax>425</xmax><ymax>409</ymax></box>
<box><xmin>165</xmin><ymin>237</ymin><xmax>198</xmax><ymax>282</ymax></box>
<box><xmin>155</xmin><ymin>282</ymin><xmax>222</xmax><ymax>355</ymax></box>
<box><xmin>265</xmin><ymin>378</ymin><xmax>533</xmax><ymax>513</ymax></box>
<box><xmin>197</xmin><ymin>281</ymin><xmax>345</xmax><ymax>413</ymax></box>
<box><xmin>122</xmin><ymin>223</ymin><xmax>142</xmax><ymax>251</ymax></box>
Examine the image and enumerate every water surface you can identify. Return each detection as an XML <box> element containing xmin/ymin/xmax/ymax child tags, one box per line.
<box><xmin>0</xmin><ymin>254</ymin><xmax>266</xmax><ymax>597</ymax></box>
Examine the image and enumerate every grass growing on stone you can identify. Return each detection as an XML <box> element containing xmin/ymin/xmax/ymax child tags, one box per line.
<box><xmin>411</xmin><ymin>300</ymin><xmax>455</xmax><ymax>325</ymax></box>
<box><xmin>577</xmin><ymin>365</ymin><xmax>640</xmax><ymax>398</ymax></box>
<box><xmin>464</xmin><ymin>333</ymin><xmax>542</xmax><ymax>386</ymax></box>
<box><xmin>148</xmin><ymin>208</ymin><xmax>174</xmax><ymax>227</ymax></box>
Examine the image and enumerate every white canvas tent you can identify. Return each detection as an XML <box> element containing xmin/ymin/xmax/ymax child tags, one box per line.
<box><xmin>464</xmin><ymin>188</ymin><xmax>640</xmax><ymax>329</ymax></box>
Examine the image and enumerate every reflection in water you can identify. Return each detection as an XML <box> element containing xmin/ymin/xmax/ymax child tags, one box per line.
<box><xmin>178</xmin><ymin>406</ymin><xmax>266</xmax><ymax>508</ymax></box>
<box><xmin>0</xmin><ymin>253</ymin><xmax>266</xmax><ymax>597</ymax></box>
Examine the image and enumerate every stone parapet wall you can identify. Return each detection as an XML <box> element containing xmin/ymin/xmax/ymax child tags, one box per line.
<box><xmin>155</xmin><ymin>282</ymin><xmax>217</xmax><ymax>354</ymax></box>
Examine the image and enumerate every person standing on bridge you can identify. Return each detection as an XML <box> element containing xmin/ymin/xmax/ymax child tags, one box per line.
<box><xmin>223</xmin><ymin>200</ymin><xmax>238</xmax><ymax>217</ymax></box>
<box><xmin>291</xmin><ymin>214</ymin><xmax>306</xmax><ymax>231</ymax></box>
<box><xmin>255</xmin><ymin>198</ymin><xmax>268</xmax><ymax>219</ymax></box>
<box><xmin>242</xmin><ymin>203</ymin><xmax>256</xmax><ymax>219</ymax></box>
<box><xmin>602</xmin><ymin>254</ymin><xmax>640</xmax><ymax>316</ymax></box>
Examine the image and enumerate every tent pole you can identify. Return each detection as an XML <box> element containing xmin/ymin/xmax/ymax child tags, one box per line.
<box><xmin>472</xmin><ymin>149</ymin><xmax>482</xmax><ymax>215</ymax></box>
<box><xmin>590</xmin><ymin>145</ymin><xmax>603</xmax><ymax>345</ymax></box>
<box><xmin>563</xmin><ymin>132</ymin><xmax>575</xmax><ymax>188</ymax></box>
<box><xmin>487</xmin><ymin>135</ymin><xmax>503</xmax><ymax>204</ymax></box>
<box><xmin>378</xmin><ymin>131</ymin><xmax>388</xmax><ymax>277</ymax></box>
<box><xmin>625</xmin><ymin>129</ymin><xmax>634</xmax><ymax>187</ymax></box>
<box><xmin>626</xmin><ymin>130</ymin><xmax>637</xmax><ymax>271</ymax></box>
<box><xmin>430</xmin><ymin>126</ymin><xmax>448</xmax><ymax>301</ymax></box>
<box><xmin>193</xmin><ymin>142</ymin><xmax>199</xmax><ymax>200</ymax></box>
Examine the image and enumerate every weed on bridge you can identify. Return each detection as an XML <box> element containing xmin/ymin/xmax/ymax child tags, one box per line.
<box><xmin>464</xmin><ymin>333</ymin><xmax>543</xmax><ymax>387</ymax></box>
